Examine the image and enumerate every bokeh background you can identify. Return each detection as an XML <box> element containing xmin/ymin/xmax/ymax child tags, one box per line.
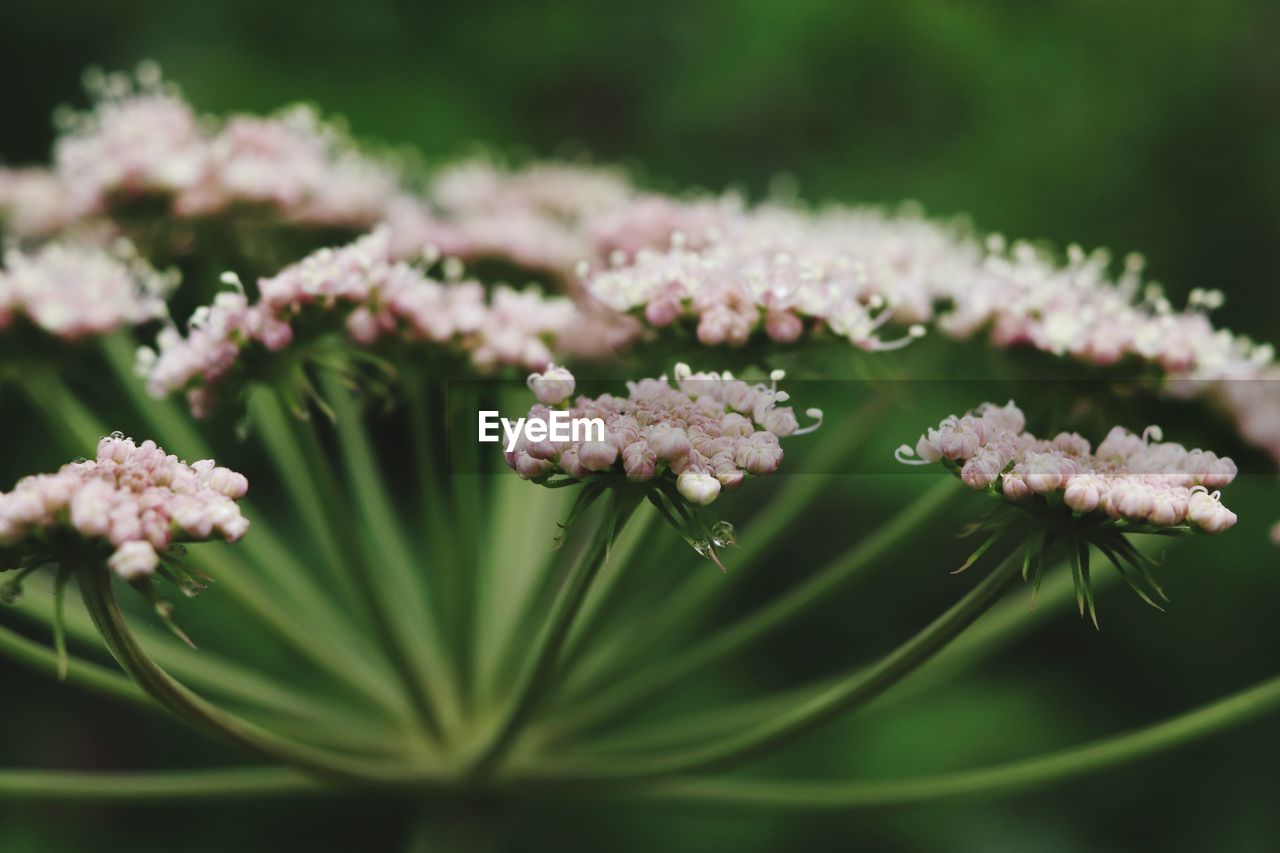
<box><xmin>1</xmin><ymin>1</ymin><xmax>1278</xmax><ymax>850</ymax></box>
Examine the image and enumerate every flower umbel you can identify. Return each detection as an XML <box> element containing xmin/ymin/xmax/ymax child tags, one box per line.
<box><xmin>0</xmin><ymin>433</ymin><xmax>250</xmax><ymax>658</ymax></box>
<box><xmin>506</xmin><ymin>364</ymin><xmax>821</xmax><ymax>567</ymax></box>
<box><xmin>898</xmin><ymin>401</ymin><xmax>1239</xmax><ymax>623</ymax></box>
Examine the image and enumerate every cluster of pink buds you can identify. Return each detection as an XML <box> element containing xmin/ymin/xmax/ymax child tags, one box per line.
<box><xmin>507</xmin><ymin>364</ymin><xmax>821</xmax><ymax>505</ymax></box>
<box><xmin>0</xmin><ymin>434</ymin><xmax>249</xmax><ymax>580</ymax></box>
<box><xmin>139</xmin><ymin>228</ymin><xmax>589</xmax><ymax>416</ymax></box>
<box><xmin>898</xmin><ymin>402</ymin><xmax>1238</xmax><ymax>533</ymax></box>
<box><xmin>0</xmin><ymin>240</ymin><xmax>173</xmax><ymax>340</ymax></box>
<box><xmin>42</xmin><ymin>64</ymin><xmax>400</xmax><ymax>231</ymax></box>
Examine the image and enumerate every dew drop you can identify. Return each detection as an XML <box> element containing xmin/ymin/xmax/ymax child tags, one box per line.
<box><xmin>179</xmin><ymin>580</ymin><xmax>205</xmax><ymax>599</ymax></box>
<box><xmin>110</xmin><ymin>430</ymin><xmax>125</xmax><ymax>440</ymax></box>
<box><xmin>691</xmin><ymin>540</ymin><xmax>713</xmax><ymax>559</ymax></box>
<box><xmin>711</xmin><ymin>520</ymin><xmax>737</xmax><ymax>549</ymax></box>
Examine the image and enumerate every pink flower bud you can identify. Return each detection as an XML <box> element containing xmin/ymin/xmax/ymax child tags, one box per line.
<box><xmin>1063</xmin><ymin>475</ymin><xmax>1101</xmax><ymax>513</ymax></box>
<box><xmin>108</xmin><ymin>540</ymin><xmax>159</xmax><ymax>580</ymax></box>
<box><xmin>677</xmin><ymin>469</ymin><xmax>721</xmax><ymax>506</ymax></box>
<box><xmin>648</xmin><ymin>425</ymin><xmax>692</xmax><ymax>462</ymax></box>
<box><xmin>764</xmin><ymin>309</ymin><xmax>803</xmax><ymax>343</ymax></box>
<box><xmin>622</xmin><ymin>440</ymin><xmax>657</xmax><ymax>481</ymax></box>
<box><xmin>578</xmin><ymin>440</ymin><xmax>618</xmax><ymax>472</ymax></box>
<box><xmin>527</xmin><ymin>364</ymin><xmax>576</xmax><ymax>406</ymax></box>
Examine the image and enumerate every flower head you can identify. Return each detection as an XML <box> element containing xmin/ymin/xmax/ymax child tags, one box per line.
<box><xmin>899</xmin><ymin>401</ymin><xmax>1241</xmax><ymax>624</ymax></box>
<box><xmin>0</xmin><ymin>433</ymin><xmax>249</xmax><ymax>584</ymax></box>
<box><xmin>898</xmin><ymin>401</ymin><xmax>1237</xmax><ymax>533</ymax></box>
<box><xmin>505</xmin><ymin>364</ymin><xmax>820</xmax><ymax>566</ymax></box>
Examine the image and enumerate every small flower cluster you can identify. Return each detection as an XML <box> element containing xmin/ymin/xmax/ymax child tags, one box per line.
<box><xmin>140</xmin><ymin>228</ymin><xmax>586</xmax><ymax>416</ymax></box>
<box><xmin>898</xmin><ymin>402</ymin><xmax>1238</xmax><ymax>533</ymax></box>
<box><xmin>586</xmin><ymin>205</ymin><xmax>931</xmax><ymax>349</ymax></box>
<box><xmin>0</xmin><ymin>434</ymin><xmax>249</xmax><ymax>580</ymax></box>
<box><xmin>32</xmin><ymin>64</ymin><xmax>401</xmax><ymax>231</ymax></box>
<box><xmin>507</xmin><ymin>364</ymin><xmax>821</xmax><ymax>506</ymax></box>
<box><xmin>0</xmin><ymin>240</ymin><xmax>173</xmax><ymax>340</ymax></box>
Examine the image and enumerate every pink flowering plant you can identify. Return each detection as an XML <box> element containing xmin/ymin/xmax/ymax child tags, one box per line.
<box><xmin>1</xmin><ymin>67</ymin><xmax>1279</xmax><ymax>843</ymax></box>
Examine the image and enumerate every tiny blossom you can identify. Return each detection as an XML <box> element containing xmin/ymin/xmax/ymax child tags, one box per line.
<box><xmin>0</xmin><ymin>434</ymin><xmax>249</xmax><ymax>580</ymax></box>
<box><xmin>528</xmin><ymin>364</ymin><xmax>576</xmax><ymax>405</ymax></box>
<box><xmin>897</xmin><ymin>401</ymin><xmax>1238</xmax><ymax>533</ymax></box>
<box><xmin>140</xmin><ymin>229</ymin><xmax>593</xmax><ymax>416</ymax></box>
<box><xmin>504</xmin><ymin>364</ymin><xmax>822</xmax><ymax>505</ymax></box>
<box><xmin>0</xmin><ymin>240</ymin><xmax>173</xmax><ymax>340</ymax></box>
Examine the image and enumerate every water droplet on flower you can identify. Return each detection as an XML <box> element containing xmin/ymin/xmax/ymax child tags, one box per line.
<box><xmin>110</xmin><ymin>430</ymin><xmax>125</xmax><ymax>440</ymax></box>
<box><xmin>711</xmin><ymin>520</ymin><xmax>737</xmax><ymax>549</ymax></box>
<box><xmin>691</xmin><ymin>539</ymin><xmax>713</xmax><ymax>558</ymax></box>
<box><xmin>0</xmin><ymin>581</ymin><xmax>24</xmax><ymax>605</ymax></box>
<box><xmin>179</xmin><ymin>580</ymin><xmax>205</xmax><ymax>599</ymax></box>
<box><xmin>72</xmin><ymin>457</ymin><xmax>87</xmax><ymax>465</ymax></box>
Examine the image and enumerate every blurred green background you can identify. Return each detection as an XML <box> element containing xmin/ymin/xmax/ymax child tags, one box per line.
<box><xmin>2</xmin><ymin>1</ymin><xmax>1279</xmax><ymax>850</ymax></box>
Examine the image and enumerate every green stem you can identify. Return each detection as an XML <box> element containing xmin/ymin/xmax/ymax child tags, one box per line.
<box><xmin>555</xmin><ymin>405</ymin><xmax>890</xmax><ymax>700</ymax></box>
<box><xmin>470</xmin><ymin>469</ymin><xmax>571</xmax><ymax>710</ymax></box>
<box><xmin>625</xmin><ymin>672</ymin><xmax>1280</xmax><ymax>810</ymax></box>
<box><xmin>471</xmin><ymin>491</ymin><xmax>639</xmax><ymax>776</ymax></box>
<box><xmin>13</xmin><ymin>587</ymin><xmax>380</xmax><ymax>737</ymax></box>
<box><xmin>524</xmin><ymin>548</ymin><xmax>1024</xmax><ymax>782</ymax></box>
<box><xmin>0</xmin><ymin>766</ymin><xmax>329</xmax><ymax>802</ymax></box>
<box><xmin>545</xmin><ymin>477</ymin><xmax>962</xmax><ymax>739</ymax></box>
<box><xmin>0</xmin><ymin>620</ymin><xmax>147</xmax><ymax>707</ymax></box>
<box><xmin>75</xmin><ymin>566</ymin><xmax>440</xmax><ymax>784</ymax></box>
<box><xmin>322</xmin><ymin>375</ymin><xmax>455</xmax><ymax>740</ymax></box>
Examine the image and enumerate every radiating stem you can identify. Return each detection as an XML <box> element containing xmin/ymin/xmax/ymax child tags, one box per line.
<box><xmin>471</xmin><ymin>491</ymin><xmax>640</xmax><ymax>776</ymax></box>
<box><xmin>524</xmin><ymin>548</ymin><xmax>1024</xmax><ymax>782</ymax></box>
<box><xmin>102</xmin><ymin>334</ymin><xmax>375</xmax><ymax>659</ymax></box>
<box><xmin>76</xmin><ymin>566</ymin><xmax>440</xmax><ymax>784</ymax></box>
<box><xmin>545</xmin><ymin>477</ymin><xmax>962</xmax><ymax>739</ymax></box>
<box><xmin>556</xmin><ymin>405</ymin><xmax>891</xmax><ymax>699</ymax></box>
<box><xmin>624</xmin><ymin>672</ymin><xmax>1280</xmax><ymax>810</ymax></box>
<box><xmin>322</xmin><ymin>374</ymin><xmax>456</xmax><ymax>739</ymax></box>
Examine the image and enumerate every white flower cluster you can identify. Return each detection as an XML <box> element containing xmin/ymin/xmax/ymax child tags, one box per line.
<box><xmin>0</xmin><ymin>434</ymin><xmax>249</xmax><ymax>580</ymax></box>
<box><xmin>26</xmin><ymin>64</ymin><xmax>402</xmax><ymax>230</ymax></box>
<box><xmin>899</xmin><ymin>402</ymin><xmax>1239</xmax><ymax>533</ymax></box>
<box><xmin>0</xmin><ymin>240</ymin><xmax>173</xmax><ymax>340</ymax></box>
<box><xmin>140</xmin><ymin>228</ymin><xmax>588</xmax><ymax>416</ymax></box>
<box><xmin>586</xmin><ymin>205</ymin><xmax>937</xmax><ymax>350</ymax></box>
<box><xmin>508</xmin><ymin>364</ymin><xmax>821</xmax><ymax>506</ymax></box>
